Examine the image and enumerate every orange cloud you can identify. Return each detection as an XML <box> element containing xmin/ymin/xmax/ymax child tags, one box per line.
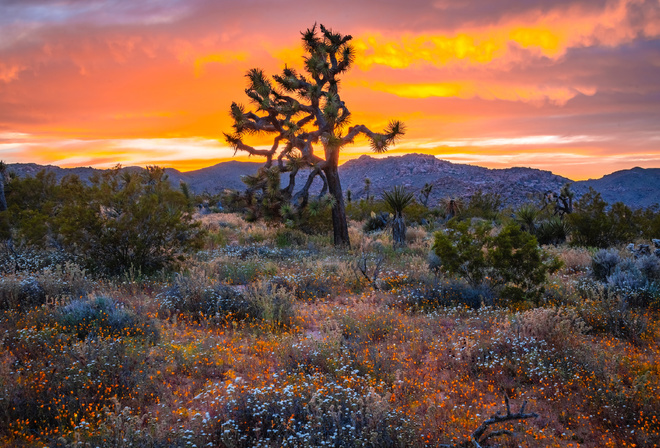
<box><xmin>350</xmin><ymin>0</ymin><xmax>660</xmax><ymax>71</ymax></box>
<box><xmin>360</xmin><ymin>80</ymin><xmax>592</xmax><ymax>106</ymax></box>
<box><xmin>193</xmin><ymin>51</ymin><xmax>249</xmax><ymax>77</ymax></box>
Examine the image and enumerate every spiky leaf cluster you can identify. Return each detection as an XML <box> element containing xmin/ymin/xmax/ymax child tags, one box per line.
<box><xmin>383</xmin><ymin>186</ymin><xmax>415</xmax><ymax>217</ymax></box>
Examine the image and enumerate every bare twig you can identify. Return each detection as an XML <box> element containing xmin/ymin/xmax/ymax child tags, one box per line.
<box><xmin>440</xmin><ymin>395</ymin><xmax>539</xmax><ymax>448</ymax></box>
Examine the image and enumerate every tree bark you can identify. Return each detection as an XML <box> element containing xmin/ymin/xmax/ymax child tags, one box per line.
<box><xmin>392</xmin><ymin>214</ymin><xmax>406</xmax><ymax>247</ymax></box>
<box><xmin>324</xmin><ymin>163</ymin><xmax>350</xmax><ymax>247</ymax></box>
<box><xmin>0</xmin><ymin>177</ymin><xmax>7</xmax><ymax>212</ymax></box>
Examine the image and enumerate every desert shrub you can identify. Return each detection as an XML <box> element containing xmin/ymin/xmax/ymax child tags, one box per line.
<box><xmin>363</xmin><ymin>211</ymin><xmax>390</xmax><ymax>232</ymax></box>
<box><xmin>55</xmin><ymin>166</ymin><xmax>204</xmax><ymax>276</ymax></box>
<box><xmin>393</xmin><ymin>278</ymin><xmax>495</xmax><ymax>311</ymax></box>
<box><xmin>576</xmin><ymin>280</ymin><xmax>654</xmax><ymax>344</ymax></box>
<box><xmin>272</xmin><ymin>272</ymin><xmax>335</xmax><ymax>302</ymax></box>
<box><xmin>555</xmin><ymin>247</ymin><xmax>592</xmax><ymax>274</ymax></box>
<box><xmin>507</xmin><ymin>307</ymin><xmax>589</xmax><ymax>348</ymax></box>
<box><xmin>405</xmin><ymin>225</ymin><xmax>428</xmax><ymax>245</ymax></box>
<box><xmin>57</xmin><ymin>296</ymin><xmax>159</xmax><ymax>343</ymax></box>
<box><xmin>488</xmin><ymin>223</ymin><xmax>561</xmax><ymax>302</ymax></box>
<box><xmin>212</xmin><ymin>259</ymin><xmax>276</xmax><ymax>284</ymax></box>
<box><xmin>274</xmin><ymin>227</ymin><xmax>309</xmax><ymax>247</ymax></box>
<box><xmin>535</xmin><ymin>216</ymin><xmax>569</xmax><ymax>245</ymax></box>
<box><xmin>607</xmin><ymin>259</ymin><xmax>645</xmax><ymax>290</ymax></box>
<box><xmin>205</xmin><ymin>374</ymin><xmax>417</xmax><ymax>448</ymax></box>
<box><xmin>156</xmin><ymin>274</ymin><xmax>295</xmax><ymax>329</ymax></box>
<box><xmin>242</xmin><ymin>280</ymin><xmax>296</xmax><ymax>330</ymax></box>
<box><xmin>433</xmin><ymin>221</ymin><xmax>560</xmax><ymax>303</ymax></box>
<box><xmin>155</xmin><ymin>270</ymin><xmax>241</xmax><ymax>317</ymax></box>
<box><xmin>34</xmin><ymin>261</ymin><xmax>91</xmax><ymax>298</ymax></box>
<box><xmin>460</xmin><ymin>190</ymin><xmax>502</xmax><ymax>221</ymax></box>
<box><xmin>591</xmin><ymin>248</ymin><xmax>621</xmax><ymax>281</ymax></box>
<box><xmin>636</xmin><ymin>255</ymin><xmax>660</xmax><ymax>281</ymax></box>
<box><xmin>432</xmin><ymin>220</ymin><xmax>491</xmax><ymax>286</ymax></box>
<box><xmin>427</xmin><ymin>250</ymin><xmax>442</xmax><ymax>275</ymax></box>
<box><xmin>0</xmin><ymin>261</ymin><xmax>93</xmax><ymax>311</ymax></box>
<box><xmin>568</xmin><ymin>190</ymin><xmax>642</xmax><ymax>248</ymax></box>
<box><xmin>0</xmin><ymin>276</ymin><xmax>46</xmax><ymax>310</ymax></box>
<box><xmin>567</xmin><ymin>188</ymin><xmax>611</xmax><ymax>248</ymax></box>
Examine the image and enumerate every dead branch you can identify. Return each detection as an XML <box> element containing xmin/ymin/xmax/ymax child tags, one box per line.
<box><xmin>354</xmin><ymin>252</ymin><xmax>384</xmax><ymax>290</ymax></box>
<box><xmin>439</xmin><ymin>395</ymin><xmax>539</xmax><ymax>448</ymax></box>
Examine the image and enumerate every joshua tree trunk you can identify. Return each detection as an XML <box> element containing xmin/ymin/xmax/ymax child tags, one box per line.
<box><xmin>392</xmin><ymin>213</ymin><xmax>406</xmax><ymax>247</ymax></box>
<box><xmin>324</xmin><ymin>164</ymin><xmax>350</xmax><ymax>247</ymax></box>
<box><xmin>0</xmin><ymin>175</ymin><xmax>6</xmax><ymax>213</ymax></box>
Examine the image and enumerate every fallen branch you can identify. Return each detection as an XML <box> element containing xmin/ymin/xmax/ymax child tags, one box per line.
<box><xmin>440</xmin><ymin>395</ymin><xmax>539</xmax><ymax>448</ymax></box>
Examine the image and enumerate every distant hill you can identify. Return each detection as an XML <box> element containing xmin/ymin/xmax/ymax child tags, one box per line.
<box><xmin>6</xmin><ymin>155</ymin><xmax>660</xmax><ymax>209</ymax></box>
<box><xmin>578</xmin><ymin>167</ymin><xmax>660</xmax><ymax>209</ymax></box>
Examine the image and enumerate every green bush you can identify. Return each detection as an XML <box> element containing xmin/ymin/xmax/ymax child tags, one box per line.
<box><xmin>432</xmin><ymin>221</ymin><xmax>560</xmax><ymax>303</ymax></box>
<box><xmin>3</xmin><ymin>167</ymin><xmax>204</xmax><ymax>276</ymax></box>
<box><xmin>55</xmin><ymin>167</ymin><xmax>204</xmax><ymax>275</ymax></box>
<box><xmin>432</xmin><ymin>220</ymin><xmax>491</xmax><ymax>287</ymax></box>
<box><xmin>274</xmin><ymin>227</ymin><xmax>309</xmax><ymax>247</ymax></box>
<box><xmin>568</xmin><ymin>188</ymin><xmax>644</xmax><ymax>248</ymax></box>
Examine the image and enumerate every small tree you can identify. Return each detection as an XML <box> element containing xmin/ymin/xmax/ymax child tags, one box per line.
<box><xmin>542</xmin><ymin>182</ymin><xmax>574</xmax><ymax>217</ymax></box>
<box><xmin>567</xmin><ymin>187</ymin><xmax>611</xmax><ymax>248</ymax></box>
<box><xmin>382</xmin><ymin>186</ymin><xmax>414</xmax><ymax>247</ymax></box>
<box><xmin>224</xmin><ymin>24</ymin><xmax>405</xmax><ymax>246</ymax></box>
<box><xmin>418</xmin><ymin>182</ymin><xmax>433</xmax><ymax>208</ymax></box>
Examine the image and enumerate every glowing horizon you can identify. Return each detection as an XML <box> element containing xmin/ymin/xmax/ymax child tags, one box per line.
<box><xmin>1</xmin><ymin>0</ymin><xmax>659</xmax><ymax>181</ymax></box>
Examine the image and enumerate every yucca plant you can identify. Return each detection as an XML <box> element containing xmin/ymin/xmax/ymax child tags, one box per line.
<box><xmin>515</xmin><ymin>204</ymin><xmax>539</xmax><ymax>234</ymax></box>
<box><xmin>536</xmin><ymin>216</ymin><xmax>570</xmax><ymax>246</ymax></box>
<box><xmin>382</xmin><ymin>185</ymin><xmax>415</xmax><ymax>247</ymax></box>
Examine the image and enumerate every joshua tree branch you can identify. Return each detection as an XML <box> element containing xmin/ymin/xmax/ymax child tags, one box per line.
<box><xmin>292</xmin><ymin>166</ymin><xmax>323</xmax><ymax>208</ymax></box>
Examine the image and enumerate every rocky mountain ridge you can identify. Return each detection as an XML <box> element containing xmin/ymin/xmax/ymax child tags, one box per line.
<box><xmin>6</xmin><ymin>154</ymin><xmax>660</xmax><ymax>209</ymax></box>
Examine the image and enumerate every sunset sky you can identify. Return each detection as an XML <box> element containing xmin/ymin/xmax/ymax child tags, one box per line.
<box><xmin>1</xmin><ymin>0</ymin><xmax>659</xmax><ymax>180</ymax></box>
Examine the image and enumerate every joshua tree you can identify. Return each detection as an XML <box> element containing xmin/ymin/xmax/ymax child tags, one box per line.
<box><xmin>418</xmin><ymin>182</ymin><xmax>433</xmax><ymax>207</ymax></box>
<box><xmin>0</xmin><ymin>161</ymin><xmax>7</xmax><ymax>213</ymax></box>
<box><xmin>363</xmin><ymin>178</ymin><xmax>372</xmax><ymax>202</ymax></box>
<box><xmin>382</xmin><ymin>185</ymin><xmax>414</xmax><ymax>247</ymax></box>
<box><xmin>542</xmin><ymin>183</ymin><xmax>574</xmax><ymax>218</ymax></box>
<box><xmin>224</xmin><ymin>24</ymin><xmax>405</xmax><ymax>246</ymax></box>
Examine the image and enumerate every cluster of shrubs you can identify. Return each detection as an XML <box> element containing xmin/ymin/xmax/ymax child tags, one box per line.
<box><xmin>1</xmin><ymin>166</ymin><xmax>204</xmax><ymax>276</ymax></box>
<box><xmin>591</xmin><ymin>247</ymin><xmax>660</xmax><ymax>308</ymax></box>
<box><xmin>0</xmin><ymin>262</ymin><xmax>91</xmax><ymax>310</ymax></box>
<box><xmin>156</xmin><ymin>271</ymin><xmax>296</xmax><ymax>330</ymax></box>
